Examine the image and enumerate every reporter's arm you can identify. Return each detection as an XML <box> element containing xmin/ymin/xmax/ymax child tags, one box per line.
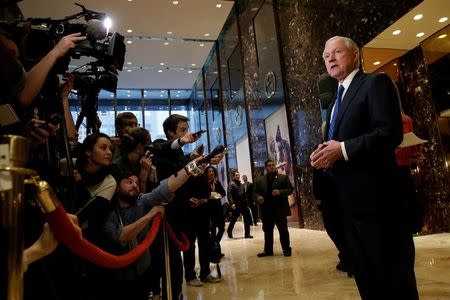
<box><xmin>118</xmin><ymin>206</ymin><xmax>164</xmax><ymax>242</ymax></box>
<box><xmin>17</xmin><ymin>33</ymin><xmax>86</xmax><ymax>107</ymax></box>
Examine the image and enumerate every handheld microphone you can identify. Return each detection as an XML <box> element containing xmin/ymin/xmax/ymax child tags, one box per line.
<box><xmin>197</xmin><ymin>145</ymin><xmax>226</xmax><ymax>165</ymax></box>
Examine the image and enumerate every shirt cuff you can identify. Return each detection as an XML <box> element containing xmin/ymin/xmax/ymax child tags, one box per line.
<box><xmin>171</xmin><ymin>139</ymin><xmax>182</xmax><ymax>150</ymax></box>
<box><xmin>341</xmin><ymin>141</ymin><xmax>349</xmax><ymax>161</ymax></box>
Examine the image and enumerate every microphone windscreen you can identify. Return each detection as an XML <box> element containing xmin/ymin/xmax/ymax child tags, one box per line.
<box><xmin>86</xmin><ymin>19</ymin><xmax>107</xmax><ymax>40</ymax></box>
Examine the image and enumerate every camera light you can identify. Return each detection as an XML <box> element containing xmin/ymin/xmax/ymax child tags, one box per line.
<box><xmin>103</xmin><ymin>17</ymin><xmax>112</xmax><ymax>33</ymax></box>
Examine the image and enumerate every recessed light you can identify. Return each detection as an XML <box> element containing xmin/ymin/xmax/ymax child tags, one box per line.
<box><xmin>373</xmin><ymin>61</ymin><xmax>381</xmax><ymax>65</ymax></box>
<box><xmin>127</xmin><ymin>69</ymin><xmax>132</xmax><ymax>72</ymax></box>
<box><xmin>188</xmin><ymin>70</ymin><xmax>193</xmax><ymax>73</ymax></box>
<box><xmin>393</xmin><ymin>63</ymin><xmax>398</xmax><ymax>66</ymax></box>
<box><xmin>167</xmin><ymin>31</ymin><xmax>173</xmax><ymax>35</ymax></box>
<box><xmin>127</xmin><ymin>29</ymin><xmax>133</xmax><ymax>33</ymax></box>
<box><xmin>176</xmin><ymin>95</ymin><xmax>180</xmax><ymax>97</ymax></box>
<box><xmin>127</xmin><ymin>40</ymin><xmax>133</xmax><ymax>44</ymax></box>
<box><xmin>110</xmin><ymin>94</ymin><xmax>114</xmax><ymax>97</ymax></box>
<box><xmin>438</xmin><ymin>34</ymin><xmax>447</xmax><ymax>39</ymax></box>
<box><xmin>172</xmin><ymin>1</ymin><xmax>179</xmax><ymax>5</ymax></box>
<box><xmin>416</xmin><ymin>32</ymin><xmax>425</xmax><ymax>37</ymax></box>
<box><xmin>216</xmin><ymin>3</ymin><xmax>222</xmax><ymax>8</ymax></box>
<box><xmin>413</xmin><ymin>14</ymin><xmax>423</xmax><ymax>20</ymax></box>
<box><xmin>161</xmin><ymin>90</ymin><xmax>165</xmax><ymax>93</ymax></box>
<box><xmin>392</xmin><ymin>30</ymin><xmax>401</xmax><ymax>35</ymax></box>
<box><xmin>439</xmin><ymin>17</ymin><xmax>448</xmax><ymax>23</ymax></box>
<box><xmin>127</xmin><ymin>62</ymin><xmax>132</xmax><ymax>65</ymax></box>
<box><xmin>127</xmin><ymin>94</ymin><xmax>131</xmax><ymax>97</ymax></box>
<box><xmin>128</xmin><ymin>0</ymin><xmax>133</xmax><ymax>2</ymax></box>
<box><xmin>127</xmin><ymin>90</ymin><xmax>130</xmax><ymax>93</ymax></box>
<box><xmin>164</xmin><ymin>42</ymin><xmax>169</xmax><ymax>45</ymax></box>
<box><xmin>177</xmin><ymin>91</ymin><xmax>181</xmax><ymax>93</ymax></box>
<box><xmin>191</xmin><ymin>63</ymin><xmax>196</xmax><ymax>66</ymax></box>
<box><xmin>158</xmin><ymin>70</ymin><xmax>163</xmax><ymax>73</ymax></box>
<box><xmin>204</xmin><ymin>33</ymin><xmax>210</xmax><ymax>37</ymax></box>
<box><xmin>199</xmin><ymin>43</ymin><xmax>205</xmax><ymax>47</ymax></box>
<box><xmin>160</xmin><ymin>95</ymin><xmax>163</xmax><ymax>97</ymax></box>
<box><xmin>160</xmin><ymin>62</ymin><xmax>165</xmax><ymax>66</ymax></box>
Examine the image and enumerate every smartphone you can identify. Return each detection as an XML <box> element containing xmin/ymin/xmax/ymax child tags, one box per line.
<box><xmin>193</xmin><ymin>130</ymin><xmax>206</xmax><ymax>137</ymax></box>
<box><xmin>0</xmin><ymin>104</ymin><xmax>20</xmax><ymax>127</ymax></box>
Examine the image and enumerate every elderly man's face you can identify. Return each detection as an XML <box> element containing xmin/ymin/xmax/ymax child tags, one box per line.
<box><xmin>323</xmin><ymin>38</ymin><xmax>358</xmax><ymax>82</ymax></box>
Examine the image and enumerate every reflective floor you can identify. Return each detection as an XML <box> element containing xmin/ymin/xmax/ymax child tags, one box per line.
<box><xmin>182</xmin><ymin>222</ymin><xmax>450</xmax><ymax>300</ymax></box>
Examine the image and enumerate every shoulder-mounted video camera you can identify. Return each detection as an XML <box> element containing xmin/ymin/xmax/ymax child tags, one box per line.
<box><xmin>2</xmin><ymin>2</ymin><xmax>125</xmax><ymax>77</ymax></box>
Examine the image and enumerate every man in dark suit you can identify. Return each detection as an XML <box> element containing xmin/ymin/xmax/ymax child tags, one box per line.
<box><xmin>254</xmin><ymin>159</ymin><xmax>294</xmax><ymax>257</ymax></box>
<box><xmin>310</xmin><ymin>36</ymin><xmax>418</xmax><ymax>300</ymax></box>
<box><xmin>242</xmin><ymin>175</ymin><xmax>258</xmax><ymax>225</ymax></box>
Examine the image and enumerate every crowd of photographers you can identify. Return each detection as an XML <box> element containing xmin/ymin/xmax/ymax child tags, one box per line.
<box><xmin>1</xmin><ymin>7</ymin><xmax>229</xmax><ymax>299</ymax></box>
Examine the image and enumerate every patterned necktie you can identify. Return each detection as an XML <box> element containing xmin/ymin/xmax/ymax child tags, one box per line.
<box><xmin>327</xmin><ymin>84</ymin><xmax>345</xmax><ymax>141</ymax></box>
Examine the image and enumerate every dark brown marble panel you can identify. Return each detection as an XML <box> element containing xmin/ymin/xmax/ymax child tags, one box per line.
<box><xmin>399</xmin><ymin>47</ymin><xmax>450</xmax><ymax>232</ymax></box>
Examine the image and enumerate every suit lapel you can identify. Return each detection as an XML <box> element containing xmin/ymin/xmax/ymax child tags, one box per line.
<box><xmin>334</xmin><ymin>71</ymin><xmax>366</xmax><ymax>131</ymax></box>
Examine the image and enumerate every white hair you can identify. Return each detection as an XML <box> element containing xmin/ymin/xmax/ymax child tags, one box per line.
<box><xmin>323</xmin><ymin>36</ymin><xmax>360</xmax><ymax>67</ymax></box>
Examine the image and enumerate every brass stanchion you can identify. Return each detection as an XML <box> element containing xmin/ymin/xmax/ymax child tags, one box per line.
<box><xmin>162</xmin><ymin>212</ymin><xmax>172</xmax><ymax>300</ymax></box>
<box><xmin>0</xmin><ymin>135</ymin><xmax>34</xmax><ymax>300</ymax></box>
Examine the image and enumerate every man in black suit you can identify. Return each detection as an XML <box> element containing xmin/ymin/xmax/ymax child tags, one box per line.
<box><xmin>254</xmin><ymin>159</ymin><xmax>294</xmax><ymax>257</ymax></box>
<box><xmin>242</xmin><ymin>175</ymin><xmax>258</xmax><ymax>225</ymax></box>
<box><xmin>310</xmin><ymin>36</ymin><xmax>418</xmax><ymax>300</ymax></box>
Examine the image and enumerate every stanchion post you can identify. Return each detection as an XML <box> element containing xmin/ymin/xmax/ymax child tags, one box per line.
<box><xmin>162</xmin><ymin>209</ymin><xmax>172</xmax><ymax>300</ymax></box>
<box><xmin>0</xmin><ymin>135</ymin><xmax>34</xmax><ymax>300</ymax></box>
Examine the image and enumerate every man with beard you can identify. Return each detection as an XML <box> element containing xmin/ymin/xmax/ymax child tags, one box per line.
<box><xmin>102</xmin><ymin>157</ymin><xmax>204</xmax><ymax>300</ymax></box>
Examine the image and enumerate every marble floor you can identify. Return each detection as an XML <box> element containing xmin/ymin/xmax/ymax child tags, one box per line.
<box><xmin>181</xmin><ymin>222</ymin><xmax>450</xmax><ymax>300</ymax></box>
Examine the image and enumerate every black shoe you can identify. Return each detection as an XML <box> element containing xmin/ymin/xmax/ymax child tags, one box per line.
<box><xmin>257</xmin><ymin>251</ymin><xmax>273</xmax><ymax>257</ymax></box>
<box><xmin>283</xmin><ymin>248</ymin><xmax>292</xmax><ymax>256</ymax></box>
<box><xmin>227</xmin><ymin>232</ymin><xmax>233</xmax><ymax>239</ymax></box>
<box><xmin>221</xmin><ymin>253</ymin><xmax>225</xmax><ymax>257</ymax></box>
<box><xmin>244</xmin><ymin>235</ymin><xmax>253</xmax><ymax>239</ymax></box>
<box><xmin>336</xmin><ymin>261</ymin><xmax>349</xmax><ymax>273</ymax></box>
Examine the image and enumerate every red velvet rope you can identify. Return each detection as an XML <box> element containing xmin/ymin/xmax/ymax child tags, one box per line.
<box><xmin>165</xmin><ymin>222</ymin><xmax>190</xmax><ymax>252</ymax></box>
<box><xmin>44</xmin><ymin>205</ymin><xmax>162</xmax><ymax>269</ymax></box>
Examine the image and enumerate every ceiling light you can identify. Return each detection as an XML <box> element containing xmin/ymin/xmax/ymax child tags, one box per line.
<box><xmin>167</xmin><ymin>31</ymin><xmax>173</xmax><ymax>35</ymax></box>
<box><xmin>127</xmin><ymin>90</ymin><xmax>130</xmax><ymax>93</ymax></box>
<box><xmin>160</xmin><ymin>95</ymin><xmax>163</xmax><ymax>97</ymax></box>
<box><xmin>439</xmin><ymin>17</ymin><xmax>448</xmax><ymax>23</ymax></box>
<box><xmin>416</xmin><ymin>32</ymin><xmax>425</xmax><ymax>37</ymax></box>
<box><xmin>164</xmin><ymin>42</ymin><xmax>169</xmax><ymax>45</ymax></box>
<box><xmin>161</xmin><ymin>90</ymin><xmax>165</xmax><ymax>93</ymax></box>
<box><xmin>413</xmin><ymin>14</ymin><xmax>423</xmax><ymax>20</ymax></box>
<box><xmin>176</xmin><ymin>95</ymin><xmax>180</xmax><ymax>97</ymax></box>
<box><xmin>216</xmin><ymin>3</ymin><xmax>222</xmax><ymax>8</ymax></box>
<box><xmin>160</xmin><ymin>62</ymin><xmax>165</xmax><ymax>65</ymax></box>
<box><xmin>127</xmin><ymin>69</ymin><xmax>132</xmax><ymax>72</ymax></box>
<box><xmin>127</xmin><ymin>29</ymin><xmax>133</xmax><ymax>33</ymax></box>
<box><xmin>191</xmin><ymin>63</ymin><xmax>196</xmax><ymax>66</ymax></box>
<box><xmin>392</xmin><ymin>30</ymin><xmax>401</xmax><ymax>35</ymax></box>
<box><xmin>127</xmin><ymin>94</ymin><xmax>131</xmax><ymax>97</ymax></box>
<box><xmin>127</xmin><ymin>40</ymin><xmax>133</xmax><ymax>44</ymax></box>
<box><xmin>438</xmin><ymin>34</ymin><xmax>447</xmax><ymax>39</ymax></box>
<box><xmin>173</xmin><ymin>1</ymin><xmax>179</xmax><ymax>5</ymax></box>
<box><xmin>393</xmin><ymin>63</ymin><xmax>398</xmax><ymax>66</ymax></box>
<box><xmin>128</xmin><ymin>0</ymin><xmax>133</xmax><ymax>2</ymax></box>
<box><xmin>199</xmin><ymin>43</ymin><xmax>205</xmax><ymax>47</ymax></box>
<box><xmin>188</xmin><ymin>70</ymin><xmax>193</xmax><ymax>73</ymax></box>
<box><xmin>177</xmin><ymin>91</ymin><xmax>181</xmax><ymax>93</ymax></box>
<box><xmin>204</xmin><ymin>33</ymin><xmax>210</xmax><ymax>37</ymax></box>
<box><xmin>127</xmin><ymin>62</ymin><xmax>132</xmax><ymax>65</ymax></box>
<box><xmin>110</xmin><ymin>94</ymin><xmax>114</xmax><ymax>97</ymax></box>
<box><xmin>373</xmin><ymin>61</ymin><xmax>381</xmax><ymax>65</ymax></box>
<box><xmin>158</xmin><ymin>70</ymin><xmax>163</xmax><ymax>73</ymax></box>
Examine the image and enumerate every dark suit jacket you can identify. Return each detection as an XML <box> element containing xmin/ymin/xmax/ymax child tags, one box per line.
<box><xmin>325</xmin><ymin>71</ymin><xmax>403</xmax><ymax>216</ymax></box>
<box><xmin>254</xmin><ymin>173</ymin><xmax>294</xmax><ymax>218</ymax></box>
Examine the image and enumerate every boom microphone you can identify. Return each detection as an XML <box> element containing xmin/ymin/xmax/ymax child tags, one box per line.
<box><xmin>198</xmin><ymin>145</ymin><xmax>226</xmax><ymax>165</ymax></box>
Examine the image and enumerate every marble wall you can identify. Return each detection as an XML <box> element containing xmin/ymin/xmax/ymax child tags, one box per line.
<box><xmin>399</xmin><ymin>47</ymin><xmax>450</xmax><ymax>232</ymax></box>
